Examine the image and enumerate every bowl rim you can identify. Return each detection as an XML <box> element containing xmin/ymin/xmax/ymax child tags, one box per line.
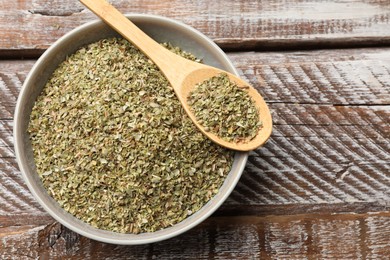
<box><xmin>14</xmin><ymin>14</ymin><xmax>248</xmax><ymax>245</ymax></box>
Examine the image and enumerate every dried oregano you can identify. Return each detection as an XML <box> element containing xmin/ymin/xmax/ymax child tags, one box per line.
<box><xmin>187</xmin><ymin>73</ymin><xmax>262</xmax><ymax>142</ymax></box>
<box><xmin>28</xmin><ymin>38</ymin><xmax>234</xmax><ymax>234</ymax></box>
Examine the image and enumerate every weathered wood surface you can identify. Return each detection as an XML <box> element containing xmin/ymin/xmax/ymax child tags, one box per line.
<box><xmin>1</xmin><ymin>48</ymin><xmax>389</xmax><ymax>214</ymax></box>
<box><xmin>1</xmin><ymin>0</ymin><xmax>390</xmax><ymax>258</ymax></box>
<box><xmin>1</xmin><ymin>213</ymin><xmax>390</xmax><ymax>259</ymax></box>
<box><xmin>1</xmin><ymin>0</ymin><xmax>390</xmax><ymax>55</ymax></box>
<box><xmin>1</xmin><ymin>48</ymin><xmax>389</xmax><ymax>258</ymax></box>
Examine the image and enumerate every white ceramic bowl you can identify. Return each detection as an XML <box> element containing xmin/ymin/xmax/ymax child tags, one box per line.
<box><xmin>14</xmin><ymin>14</ymin><xmax>247</xmax><ymax>245</ymax></box>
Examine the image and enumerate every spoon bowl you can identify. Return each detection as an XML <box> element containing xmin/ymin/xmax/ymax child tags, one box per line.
<box><xmin>80</xmin><ymin>0</ymin><xmax>272</xmax><ymax>150</ymax></box>
<box><xmin>179</xmin><ymin>67</ymin><xmax>272</xmax><ymax>151</ymax></box>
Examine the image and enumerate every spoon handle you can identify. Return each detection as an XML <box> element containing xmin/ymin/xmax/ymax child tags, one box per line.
<box><xmin>79</xmin><ymin>0</ymin><xmax>183</xmax><ymax>77</ymax></box>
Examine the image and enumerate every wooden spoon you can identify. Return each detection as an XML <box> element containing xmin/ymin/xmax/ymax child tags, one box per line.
<box><xmin>80</xmin><ymin>0</ymin><xmax>272</xmax><ymax>151</ymax></box>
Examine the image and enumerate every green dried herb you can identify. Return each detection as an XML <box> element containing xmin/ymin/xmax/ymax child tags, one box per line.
<box><xmin>187</xmin><ymin>73</ymin><xmax>262</xmax><ymax>142</ymax></box>
<box><xmin>28</xmin><ymin>38</ymin><xmax>234</xmax><ymax>234</ymax></box>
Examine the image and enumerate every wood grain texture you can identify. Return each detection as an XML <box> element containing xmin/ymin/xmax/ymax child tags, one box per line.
<box><xmin>1</xmin><ymin>48</ymin><xmax>389</xmax><ymax>258</ymax></box>
<box><xmin>0</xmin><ymin>61</ymin><xmax>33</xmax><ymax>119</ymax></box>
<box><xmin>1</xmin><ymin>213</ymin><xmax>389</xmax><ymax>259</ymax></box>
<box><xmin>223</xmin><ymin>49</ymin><xmax>390</xmax><ymax>211</ymax></box>
<box><xmin>2</xmin><ymin>1</ymin><xmax>390</xmax><ymax>258</ymax></box>
<box><xmin>0</xmin><ymin>48</ymin><xmax>389</xmax><ymax>216</ymax></box>
<box><xmin>1</xmin><ymin>0</ymin><xmax>390</xmax><ymax>55</ymax></box>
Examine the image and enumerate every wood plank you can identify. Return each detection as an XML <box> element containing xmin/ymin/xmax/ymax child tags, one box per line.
<box><xmin>1</xmin><ymin>0</ymin><xmax>390</xmax><ymax>55</ymax></box>
<box><xmin>0</xmin><ymin>157</ymin><xmax>45</xmax><ymax>215</ymax></box>
<box><xmin>0</xmin><ymin>51</ymin><xmax>389</xmax><ymax>256</ymax></box>
<box><xmin>1</xmin><ymin>213</ymin><xmax>389</xmax><ymax>259</ymax></box>
<box><xmin>232</xmin><ymin>50</ymin><xmax>390</xmax><ymax>105</ymax></box>
<box><xmin>0</xmin><ymin>61</ymin><xmax>32</xmax><ymax>119</ymax></box>
<box><xmin>224</xmin><ymin>48</ymin><xmax>390</xmax><ymax>208</ymax></box>
<box><xmin>0</xmin><ymin>48</ymin><xmax>389</xmax><ymax>216</ymax></box>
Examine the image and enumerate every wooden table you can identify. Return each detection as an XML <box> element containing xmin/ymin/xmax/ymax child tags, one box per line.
<box><xmin>1</xmin><ymin>0</ymin><xmax>389</xmax><ymax>258</ymax></box>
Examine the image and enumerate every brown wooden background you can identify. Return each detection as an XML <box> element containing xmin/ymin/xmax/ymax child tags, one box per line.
<box><xmin>1</xmin><ymin>0</ymin><xmax>389</xmax><ymax>259</ymax></box>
